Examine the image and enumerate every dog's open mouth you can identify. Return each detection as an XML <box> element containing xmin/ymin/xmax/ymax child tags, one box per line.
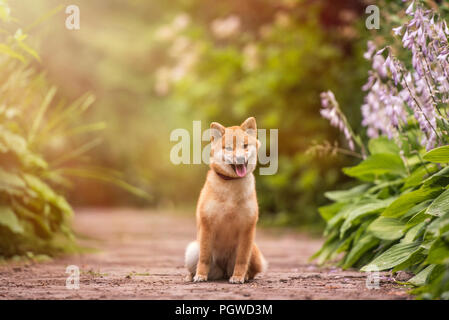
<box><xmin>231</xmin><ymin>162</ymin><xmax>248</xmax><ymax>177</ymax></box>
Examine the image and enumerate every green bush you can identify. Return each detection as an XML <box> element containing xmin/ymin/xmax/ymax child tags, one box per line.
<box><xmin>314</xmin><ymin>138</ymin><xmax>449</xmax><ymax>299</ymax></box>
<box><xmin>315</xmin><ymin>1</ymin><xmax>449</xmax><ymax>299</ymax></box>
<box><xmin>0</xmin><ymin>2</ymin><xmax>99</xmax><ymax>259</ymax></box>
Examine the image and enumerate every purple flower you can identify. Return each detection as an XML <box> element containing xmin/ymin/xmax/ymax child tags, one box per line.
<box><xmin>384</xmin><ymin>54</ymin><xmax>401</xmax><ymax>85</ymax></box>
<box><xmin>362</xmin><ymin>2</ymin><xmax>449</xmax><ymax>150</ymax></box>
<box><xmin>405</xmin><ymin>1</ymin><xmax>415</xmax><ymax>16</ymax></box>
<box><xmin>320</xmin><ymin>91</ymin><xmax>356</xmax><ymax>151</ymax></box>
<box><xmin>364</xmin><ymin>41</ymin><xmax>377</xmax><ymax>60</ymax></box>
<box><xmin>393</xmin><ymin>26</ymin><xmax>403</xmax><ymax>36</ymax></box>
<box><xmin>324</xmin><ymin>2</ymin><xmax>449</xmax><ymax>153</ymax></box>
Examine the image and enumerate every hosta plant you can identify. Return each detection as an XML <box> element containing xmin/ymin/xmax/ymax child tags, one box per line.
<box><xmin>315</xmin><ymin>1</ymin><xmax>449</xmax><ymax>299</ymax></box>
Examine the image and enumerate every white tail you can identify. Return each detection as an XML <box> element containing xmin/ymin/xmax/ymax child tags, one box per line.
<box><xmin>185</xmin><ymin>241</ymin><xmax>199</xmax><ymax>275</ymax></box>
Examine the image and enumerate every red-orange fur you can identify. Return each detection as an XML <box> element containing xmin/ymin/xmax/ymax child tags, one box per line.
<box><xmin>185</xmin><ymin>117</ymin><xmax>267</xmax><ymax>283</ymax></box>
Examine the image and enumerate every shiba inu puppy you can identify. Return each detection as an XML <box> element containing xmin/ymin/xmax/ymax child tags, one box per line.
<box><xmin>185</xmin><ymin>117</ymin><xmax>267</xmax><ymax>283</ymax></box>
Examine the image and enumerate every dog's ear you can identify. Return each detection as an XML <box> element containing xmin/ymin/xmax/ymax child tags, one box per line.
<box><xmin>210</xmin><ymin>122</ymin><xmax>225</xmax><ymax>142</ymax></box>
<box><xmin>241</xmin><ymin>117</ymin><xmax>257</xmax><ymax>137</ymax></box>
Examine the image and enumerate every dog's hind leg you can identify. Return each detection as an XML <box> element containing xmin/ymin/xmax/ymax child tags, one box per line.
<box><xmin>246</xmin><ymin>243</ymin><xmax>268</xmax><ymax>280</ymax></box>
<box><xmin>185</xmin><ymin>241</ymin><xmax>224</xmax><ymax>281</ymax></box>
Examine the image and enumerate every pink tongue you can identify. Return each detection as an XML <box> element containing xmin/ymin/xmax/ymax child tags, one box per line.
<box><xmin>235</xmin><ymin>164</ymin><xmax>247</xmax><ymax>177</ymax></box>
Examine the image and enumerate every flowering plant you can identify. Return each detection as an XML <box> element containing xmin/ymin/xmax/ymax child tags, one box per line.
<box><xmin>316</xmin><ymin>1</ymin><xmax>449</xmax><ymax>299</ymax></box>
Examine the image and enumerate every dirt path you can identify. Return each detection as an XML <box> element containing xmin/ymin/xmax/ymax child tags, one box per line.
<box><xmin>0</xmin><ymin>209</ymin><xmax>411</xmax><ymax>299</ymax></box>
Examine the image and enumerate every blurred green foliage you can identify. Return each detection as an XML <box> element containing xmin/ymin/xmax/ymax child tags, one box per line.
<box><xmin>0</xmin><ymin>1</ymin><xmax>147</xmax><ymax>258</ymax></box>
<box><xmin>151</xmin><ymin>0</ymin><xmax>370</xmax><ymax>225</ymax></box>
<box><xmin>13</xmin><ymin>0</ymin><xmax>371</xmax><ymax>226</ymax></box>
<box><xmin>0</xmin><ymin>3</ymin><xmax>79</xmax><ymax>258</ymax></box>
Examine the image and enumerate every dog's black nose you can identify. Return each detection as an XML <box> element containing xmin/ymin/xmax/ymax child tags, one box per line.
<box><xmin>236</xmin><ymin>156</ymin><xmax>246</xmax><ymax>164</ymax></box>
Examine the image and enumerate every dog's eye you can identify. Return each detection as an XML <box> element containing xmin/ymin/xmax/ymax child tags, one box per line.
<box><xmin>244</xmin><ymin>144</ymin><xmax>248</xmax><ymax>149</ymax></box>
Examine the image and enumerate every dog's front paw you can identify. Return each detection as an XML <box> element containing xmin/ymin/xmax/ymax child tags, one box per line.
<box><xmin>193</xmin><ymin>274</ymin><xmax>208</xmax><ymax>282</ymax></box>
<box><xmin>229</xmin><ymin>275</ymin><xmax>245</xmax><ymax>284</ymax></box>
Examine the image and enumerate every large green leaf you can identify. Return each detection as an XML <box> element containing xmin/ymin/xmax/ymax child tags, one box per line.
<box><xmin>423</xmin><ymin>145</ymin><xmax>449</xmax><ymax>163</ymax></box>
<box><xmin>423</xmin><ymin>166</ymin><xmax>449</xmax><ymax>186</ymax></box>
<box><xmin>402</xmin><ymin>200</ymin><xmax>433</xmax><ymax>221</ymax></box>
<box><xmin>342</xmin><ymin>234</ymin><xmax>379</xmax><ymax>269</ymax></box>
<box><xmin>368</xmin><ymin>217</ymin><xmax>405</xmax><ymax>240</ymax></box>
<box><xmin>368</xmin><ymin>137</ymin><xmax>400</xmax><ymax>155</ymax></box>
<box><xmin>426</xmin><ymin>188</ymin><xmax>449</xmax><ymax>217</ymax></box>
<box><xmin>326</xmin><ymin>203</ymin><xmax>353</xmax><ymax>231</ymax></box>
<box><xmin>392</xmin><ymin>247</ymin><xmax>426</xmax><ymax>272</ymax></box>
<box><xmin>382</xmin><ymin>187</ymin><xmax>441</xmax><ymax>218</ymax></box>
<box><xmin>0</xmin><ymin>206</ymin><xmax>24</xmax><ymax>234</ymax></box>
<box><xmin>402</xmin><ymin>222</ymin><xmax>425</xmax><ymax>244</ymax></box>
<box><xmin>366</xmin><ymin>179</ymin><xmax>402</xmax><ymax>195</ymax></box>
<box><xmin>427</xmin><ymin>212</ymin><xmax>449</xmax><ymax>237</ymax></box>
<box><xmin>361</xmin><ymin>242</ymin><xmax>421</xmax><ymax>271</ymax></box>
<box><xmin>405</xmin><ymin>210</ymin><xmax>428</xmax><ymax>230</ymax></box>
<box><xmin>324</xmin><ymin>184</ymin><xmax>370</xmax><ymax>202</ymax></box>
<box><xmin>402</xmin><ymin>164</ymin><xmax>437</xmax><ymax>190</ymax></box>
<box><xmin>343</xmin><ymin>153</ymin><xmax>406</xmax><ymax>181</ymax></box>
<box><xmin>311</xmin><ymin>231</ymin><xmax>341</xmax><ymax>265</ymax></box>
<box><xmin>318</xmin><ymin>202</ymin><xmax>346</xmax><ymax>222</ymax></box>
<box><xmin>408</xmin><ymin>265</ymin><xmax>436</xmax><ymax>286</ymax></box>
<box><xmin>339</xmin><ymin>198</ymin><xmax>396</xmax><ymax>236</ymax></box>
<box><xmin>426</xmin><ymin>238</ymin><xmax>449</xmax><ymax>265</ymax></box>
